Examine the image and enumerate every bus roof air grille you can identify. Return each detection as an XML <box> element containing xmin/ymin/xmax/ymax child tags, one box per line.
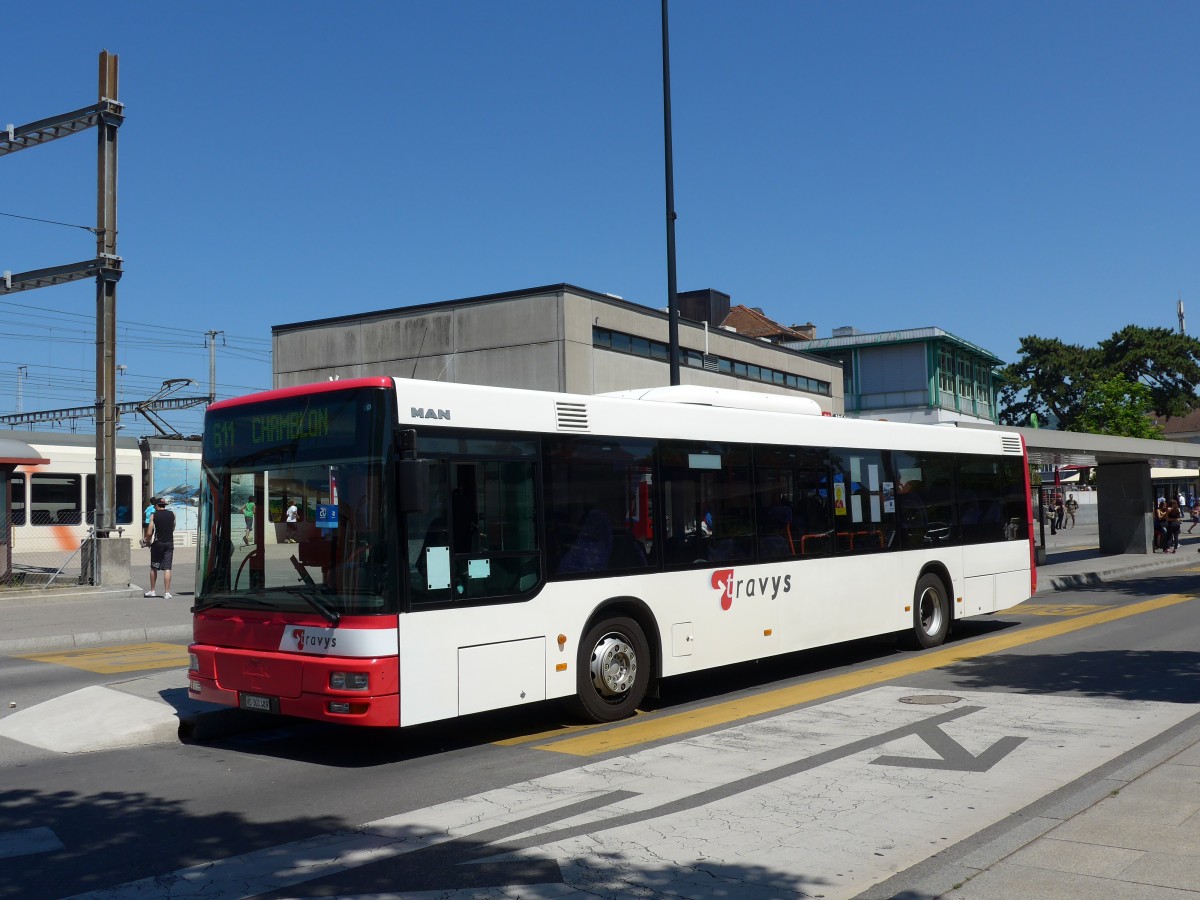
<box><xmin>555</xmin><ymin>401</ymin><xmax>589</xmax><ymax>431</ymax></box>
<box><xmin>1001</xmin><ymin>436</ymin><xmax>1023</xmax><ymax>454</ymax></box>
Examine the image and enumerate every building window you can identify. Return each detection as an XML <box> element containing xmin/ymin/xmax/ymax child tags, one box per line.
<box><xmin>592</xmin><ymin>326</ymin><xmax>832</xmax><ymax>396</ymax></box>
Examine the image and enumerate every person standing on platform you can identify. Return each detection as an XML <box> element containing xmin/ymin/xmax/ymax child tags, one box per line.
<box><xmin>142</xmin><ymin>498</ymin><xmax>157</xmax><ymax>546</ymax></box>
<box><xmin>145</xmin><ymin>498</ymin><xmax>176</xmax><ymax>598</ymax></box>
<box><xmin>1153</xmin><ymin>499</ymin><xmax>1168</xmax><ymax>551</ymax></box>
<box><xmin>1166</xmin><ymin>500</ymin><xmax>1183</xmax><ymax>553</ymax></box>
<box><xmin>1065</xmin><ymin>494</ymin><xmax>1078</xmax><ymax>528</ymax></box>
<box><xmin>285</xmin><ymin>500</ymin><xmax>299</xmax><ymax>543</ymax></box>
<box><xmin>242</xmin><ymin>496</ymin><xmax>256</xmax><ymax>545</ymax></box>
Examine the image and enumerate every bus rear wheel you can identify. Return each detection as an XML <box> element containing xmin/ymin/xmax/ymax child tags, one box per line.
<box><xmin>572</xmin><ymin>616</ymin><xmax>650</xmax><ymax>723</ymax></box>
<box><xmin>909</xmin><ymin>573</ymin><xmax>950</xmax><ymax>649</ymax></box>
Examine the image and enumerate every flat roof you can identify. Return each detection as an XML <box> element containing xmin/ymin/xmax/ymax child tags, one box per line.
<box><xmin>797</xmin><ymin>326</ymin><xmax>1004</xmax><ymax>366</ymax></box>
<box><xmin>271</xmin><ymin>282</ymin><xmax>838</xmax><ymax>368</ymax></box>
<box><xmin>954</xmin><ymin>421</ymin><xmax>1200</xmax><ymax>468</ymax></box>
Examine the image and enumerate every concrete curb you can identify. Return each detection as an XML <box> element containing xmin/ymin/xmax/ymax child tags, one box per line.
<box><xmin>1042</xmin><ymin>552</ymin><xmax>1199</xmax><ymax>590</ymax></box>
<box><xmin>0</xmin><ymin>586</ymin><xmax>142</xmax><ymax>607</ymax></box>
<box><xmin>0</xmin><ymin>624</ymin><xmax>193</xmax><ymax>655</ymax></box>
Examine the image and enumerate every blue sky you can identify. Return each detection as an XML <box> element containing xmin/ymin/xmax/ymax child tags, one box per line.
<box><xmin>3</xmin><ymin>2</ymin><xmax>1198</xmax><ymax>437</ymax></box>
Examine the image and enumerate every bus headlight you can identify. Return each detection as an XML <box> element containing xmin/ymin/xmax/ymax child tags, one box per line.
<box><xmin>330</xmin><ymin>671</ymin><xmax>369</xmax><ymax>691</ymax></box>
<box><xmin>188</xmin><ymin>653</ymin><xmax>199</xmax><ymax>672</ymax></box>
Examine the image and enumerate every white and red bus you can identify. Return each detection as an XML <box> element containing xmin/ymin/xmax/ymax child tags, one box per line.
<box><xmin>188</xmin><ymin>377</ymin><xmax>1035</xmax><ymax>728</ymax></box>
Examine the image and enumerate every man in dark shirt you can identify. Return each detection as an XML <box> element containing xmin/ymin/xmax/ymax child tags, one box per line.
<box><xmin>145</xmin><ymin>498</ymin><xmax>177</xmax><ymax>599</ymax></box>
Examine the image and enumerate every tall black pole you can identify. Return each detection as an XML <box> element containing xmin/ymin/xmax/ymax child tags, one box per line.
<box><xmin>662</xmin><ymin>0</ymin><xmax>680</xmax><ymax>386</ymax></box>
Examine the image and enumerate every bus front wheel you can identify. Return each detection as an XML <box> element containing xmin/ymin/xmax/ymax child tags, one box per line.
<box><xmin>909</xmin><ymin>573</ymin><xmax>950</xmax><ymax>649</ymax></box>
<box><xmin>572</xmin><ymin>616</ymin><xmax>650</xmax><ymax>723</ymax></box>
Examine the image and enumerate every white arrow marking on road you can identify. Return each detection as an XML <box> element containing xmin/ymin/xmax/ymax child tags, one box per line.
<box><xmin>67</xmin><ymin>688</ymin><xmax>1197</xmax><ymax>900</ymax></box>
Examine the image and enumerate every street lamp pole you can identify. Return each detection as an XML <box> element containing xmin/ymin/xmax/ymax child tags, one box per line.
<box><xmin>662</xmin><ymin>0</ymin><xmax>680</xmax><ymax>387</ymax></box>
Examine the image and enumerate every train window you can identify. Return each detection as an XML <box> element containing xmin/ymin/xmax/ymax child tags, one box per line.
<box><xmin>9</xmin><ymin>474</ymin><xmax>24</xmax><ymax>526</ymax></box>
<box><xmin>86</xmin><ymin>475</ymin><xmax>135</xmax><ymax>525</ymax></box>
<box><xmin>31</xmin><ymin>474</ymin><xmax>81</xmax><ymax>527</ymax></box>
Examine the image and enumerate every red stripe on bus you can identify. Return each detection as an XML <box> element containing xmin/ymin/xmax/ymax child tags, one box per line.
<box><xmin>207</xmin><ymin>377</ymin><xmax>394</xmax><ymax>412</ymax></box>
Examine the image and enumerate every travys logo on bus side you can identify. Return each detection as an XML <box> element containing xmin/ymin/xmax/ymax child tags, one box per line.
<box><xmin>711</xmin><ymin>568</ymin><xmax>793</xmax><ymax>610</ymax></box>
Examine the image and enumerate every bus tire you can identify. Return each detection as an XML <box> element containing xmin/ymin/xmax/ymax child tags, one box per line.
<box><xmin>909</xmin><ymin>573</ymin><xmax>950</xmax><ymax>649</ymax></box>
<box><xmin>571</xmin><ymin>616</ymin><xmax>650</xmax><ymax>723</ymax></box>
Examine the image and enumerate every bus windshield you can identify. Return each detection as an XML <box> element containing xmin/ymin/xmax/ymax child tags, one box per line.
<box><xmin>196</xmin><ymin>385</ymin><xmax>397</xmax><ymax>615</ymax></box>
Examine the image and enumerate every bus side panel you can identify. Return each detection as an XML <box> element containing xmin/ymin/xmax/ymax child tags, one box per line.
<box><xmin>398</xmin><ymin>602</ymin><xmax>586</xmax><ymax>727</ymax></box>
<box><xmin>961</xmin><ymin>542</ymin><xmax>1033</xmax><ymax>615</ymax></box>
<box><xmin>774</xmin><ymin>549</ymin><xmax>963</xmax><ymax>653</ymax></box>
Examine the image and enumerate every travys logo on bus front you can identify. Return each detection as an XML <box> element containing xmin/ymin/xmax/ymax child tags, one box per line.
<box><xmin>711</xmin><ymin>568</ymin><xmax>792</xmax><ymax>610</ymax></box>
<box><xmin>283</xmin><ymin>627</ymin><xmax>338</xmax><ymax>653</ymax></box>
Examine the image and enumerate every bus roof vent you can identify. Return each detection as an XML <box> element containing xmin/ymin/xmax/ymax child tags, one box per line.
<box><xmin>1001</xmin><ymin>436</ymin><xmax>1023</xmax><ymax>455</ymax></box>
<box><xmin>555</xmin><ymin>401</ymin><xmax>589</xmax><ymax>431</ymax></box>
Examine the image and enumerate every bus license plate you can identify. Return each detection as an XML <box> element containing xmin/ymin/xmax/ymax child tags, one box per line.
<box><xmin>239</xmin><ymin>693</ymin><xmax>277</xmax><ymax>714</ymax></box>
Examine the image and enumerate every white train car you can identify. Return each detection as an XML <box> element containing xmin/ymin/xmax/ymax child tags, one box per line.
<box><xmin>8</xmin><ymin>432</ymin><xmax>142</xmax><ymax>553</ymax></box>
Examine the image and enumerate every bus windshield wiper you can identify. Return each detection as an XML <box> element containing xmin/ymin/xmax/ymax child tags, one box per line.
<box><xmin>286</xmin><ymin>554</ymin><xmax>341</xmax><ymax>627</ymax></box>
<box><xmin>191</xmin><ymin>596</ymin><xmax>279</xmax><ymax>614</ymax></box>
<box><xmin>281</xmin><ymin>586</ymin><xmax>341</xmax><ymax>627</ymax></box>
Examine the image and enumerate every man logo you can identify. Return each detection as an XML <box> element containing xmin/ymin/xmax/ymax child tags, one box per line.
<box><xmin>411</xmin><ymin>407</ymin><xmax>451</xmax><ymax>420</ymax></box>
<box><xmin>293</xmin><ymin>628</ymin><xmax>306</xmax><ymax>651</ymax></box>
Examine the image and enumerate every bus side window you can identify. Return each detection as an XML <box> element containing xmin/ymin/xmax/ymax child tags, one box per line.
<box><xmin>409</xmin><ymin>460</ymin><xmax>451</xmax><ymax>602</ymax></box>
<box><xmin>543</xmin><ymin>435</ymin><xmax>658</xmax><ymax>577</ymax></box>
<box><xmin>829</xmin><ymin>449</ymin><xmax>894</xmax><ymax>555</ymax></box>
<box><xmin>661</xmin><ymin>441</ymin><xmax>753</xmax><ymax>568</ymax></box>
<box><xmin>893</xmin><ymin>451</ymin><xmax>960</xmax><ymax>547</ymax></box>
<box><xmin>407</xmin><ymin>435</ymin><xmax>541</xmax><ymax>603</ymax></box>
<box><xmin>753</xmin><ymin>446</ymin><xmax>830</xmax><ymax>561</ymax></box>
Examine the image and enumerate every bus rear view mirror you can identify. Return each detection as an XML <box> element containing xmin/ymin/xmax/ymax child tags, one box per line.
<box><xmin>398</xmin><ymin>458</ymin><xmax>430</xmax><ymax>514</ymax></box>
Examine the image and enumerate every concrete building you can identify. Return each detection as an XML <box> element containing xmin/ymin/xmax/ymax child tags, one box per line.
<box><xmin>785</xmin><ymin>326</ymin><xmax>1002</xmax><ymax>425</ymax></box>
<box><xmin>272</xmin><ymin>284</ymin><xmax>844</xmax><ymax>413</ymax></box>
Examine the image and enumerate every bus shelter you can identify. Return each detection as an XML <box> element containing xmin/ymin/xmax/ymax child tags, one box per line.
<box><xmin>0</xmin><ymin>437</ymin><xmax>49</xmax><ymax>585</ymax></box>
<box><xmin>954</xmin><ymin>422</ymin><xmax>1200</xmax><ymax>557</ymax></box>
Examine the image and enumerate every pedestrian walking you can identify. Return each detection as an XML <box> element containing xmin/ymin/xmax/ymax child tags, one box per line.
<box><xmin>1189</xmin><ymin>500</ymin><xmax>1200</xmax><ymax>535</ymax></box>
<box><xmin>145</xmin><ymin>497</ymin><xmax>176</xmax><ymax>598</ymax></box>
<box><xmin>1054</xmin><ymin>494</ymin><xmax>1065</xmax><ymax>531</ymax></box>
<box><xmin>1065</xmin><ymin>494</ymin><xmax>1078</xmax><ymax>528</ymax></box>
<box><xmin>1166</xmin><ymin>500</ymin><xmax>1183</xmax><ymax>553</ymax></box>
<box><xmin>285</xmin><ymin>500</ymin><xmax>299</xmax><ymax>543</ymax></box>
<box><xmin>242</xmin><ymin>496</ymin><xmax>256</xmax><ymax>545</ymax></box>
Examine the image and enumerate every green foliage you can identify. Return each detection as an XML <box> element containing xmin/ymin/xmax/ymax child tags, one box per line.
<box><xmin>1072</xmin><ymin>375</ymin><xmax>1164</xmax><ymax>438</ymax></box>
<box><xmin>999</xmin><ymin>325</ymin><xmax>1200</xmax><ymax>430</ymax></box>
<box><xmin>997</xmin><ymin>336</ymin><xmax>1096</xmax><ymax>430</ymax></box>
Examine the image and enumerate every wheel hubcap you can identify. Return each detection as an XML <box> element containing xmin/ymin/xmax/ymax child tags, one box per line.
<box><xmin>919</xmin><ymin>587</ymin><xmax>942</xmax><ymax>634</ymax></box>
<box><xmin>590</xmin><ymin>634</ymin><xmax>637</xmax><ymax>697</ymax></box>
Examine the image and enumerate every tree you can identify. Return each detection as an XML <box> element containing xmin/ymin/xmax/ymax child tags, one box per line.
<box><xmin>998</xmin><ymin>325</ymin><xmax>1200</xmax><ymax>429</ymax></box>
<box><xmin>1097</xmin><ymin>325</ymin><xmax>1200</xmax><ymax>421</ymax></box>
<box><xmin>997</xmin><ymin>336</ymin><xmax>1096</xmax><ymax>430</ymax></box>
<box><xmin>1072</xmin><ymin>375</ymin><xmax>1164</xmax><ymax>439</ymax></box>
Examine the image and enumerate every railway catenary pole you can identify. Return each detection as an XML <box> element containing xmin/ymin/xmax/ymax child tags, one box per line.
<box><xmin>94</xmin><ymin>50</ymin><xmax>122</xmax><ymax>541</ymax></box>
<box><xmin>205</xmin><ymin>331</ymin><xmax>223</xmax><ymax>403</ymax></box>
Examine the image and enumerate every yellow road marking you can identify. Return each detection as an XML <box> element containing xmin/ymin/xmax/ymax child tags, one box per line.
<box><xmin>19</xmin><ymin>642</ymin><xmax>189</xmax><ymax>674</ymax></box>
<box><xmin>1005</xmin><ymin>603</ymin><xmax>1114</xmax><ymax>617</ymax></box>
<box><xmin>536</xmin><ymin>593</ymin><xmax>1196</xmax><ymax>757</ymax></box>
<box><xmin>492</xmin><ymin>710</ymin><xmax>650</xmax><ymax>747</ymax></box>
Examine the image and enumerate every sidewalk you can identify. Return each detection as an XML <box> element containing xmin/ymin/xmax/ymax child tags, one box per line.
<box><xmin>0</xmin><ymin>543</ymin><xmax>196</xmax><ymax>654</ymax></box>
<box><xmin>1</xmin><ymin>529</ymin><xmax>1197</xmax><ymax>898</ymax></box>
